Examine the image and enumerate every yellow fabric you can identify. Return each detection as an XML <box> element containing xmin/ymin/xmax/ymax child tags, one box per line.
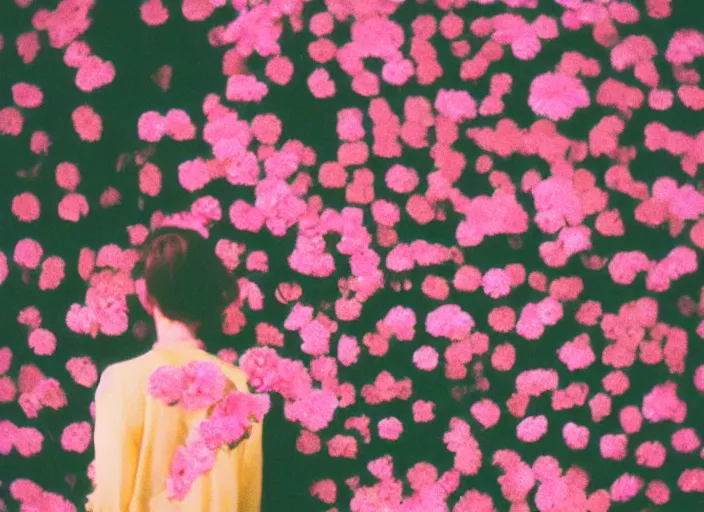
<box><xmin>86</xmin><ymin>346</ymin><xmax>263</xmax><ymax>512</ymax></box>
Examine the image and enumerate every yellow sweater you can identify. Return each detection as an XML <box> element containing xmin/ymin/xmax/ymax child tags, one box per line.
<box><xmin>86</xmin><ymin>344</ymin><xmax>262</xmax><ymax>511</ymax></box>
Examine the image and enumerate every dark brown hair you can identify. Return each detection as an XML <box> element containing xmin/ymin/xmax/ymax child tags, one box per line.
<box><xmin>138</xmin><ymin>226</ymin><xmax>238</xmax><ymax>330</ymax></box>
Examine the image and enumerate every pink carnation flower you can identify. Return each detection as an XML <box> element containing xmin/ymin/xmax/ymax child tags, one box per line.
<box><xmin>12</xmin><ymin>82</ymin><xmax>43</xmax><ymax>108</ymax></box>
<box><xmin>13</xmin><ymin>238</ymin><xmax>42</xmax><ymax>269</ymax></box>
<box><xmin>181</xmin><ymin>361</ymin><xmax>227</xmax><ymax>411</ymax></box>
<box><xmin>147</xmin><ymin>365</ymin><xmax>185</xmax><ymax>405</ymax></box>
<box><xmin>481</xmin><ymin>268</ymin><xmax>512</xmax><ymax>298</ymax></box>
<box><xmin>284</xmin><ymin>389</ymin><xmax>338</xmax><ymax>432</ymax></box>
<box><xmin>434</xmin><ymin>89</ymin><xmax>477</xmax><ymax>122</ymax></box>
<box><xmin>60</xmin><ymin>421</ymin><xmax>91</xmax><ymax>453</ymax></box>
<box><xmin>178</xmin><ymin>158</ymin><xmax>211</xmax><ymax>192</ymax></box>
<box><xmin>528</xmin><ymin>72</ymin><xmax>590</xmax><ymax>121</ymax></box>
<box><xmin>75</xmin><ymin>56</ymin><xmax>115</xmax><ymax>92</ymax></box>
<box><xmin>0</xmin><ymin>106</ymin><xmax>24</xmax><ymax>135</ymax></box>
<box><xmin>166</xmin><ymin>436</ymin><xmax>216</xmax><ymax>501</ymax></box>
<box><xmin>273</xmin><ymin>358</ymin><xmax>312</xmax><ymax>400</ymax></box>
<box><xmin>238</xmin><ymin>347</ymin><xmax>280</xmax><ymax>392</ymax></box>
<box><xmin>378</xmin><ymin>417</ymin><xmax>403</xmax><ymax>440</ymax></box>
<box><xmin>413</xmin><ymin>346</ymin><xmax>439</xmax><ymax>371</ymax></box>
<box><xmin>226</xmin><ymin>74</ymin><xmax>268</xmax><ymax>102</ymax></box>
<box><xmin>199</xmin><ymin>414</ymin><xmax>247</xmax><ymax>451</ymax></box>
<box><xmin>72</xmin><ymin>105</ymin><xmax>103</xmax><ymax>142</ymax></box>
<box><xmin>11</xmin><ymin>192</ymin><xmax>41</xmax><ymax>222</ymax></box>
<box><xmin>425</xmin><ymin>304</ymin><xmax>475</xmax><ymax>339</ymax></box>
<box><xmin>165</xmin><ymin>109</ymin><xmax>196</xmax><ymax>141</ymax></box>
<box><xmin>137</xmin><ymin>111</ymin><xmax>166</xmax><ymax>142</ymax></box>
<box><xmin>140</xmin><ymin>0</ymin><xmax>169</xmax><ymax>25</ymax></box>
<box><xmin>66</xmin><ymin>357</ymin><xmax>98</xmax><ymax>388</ymax></box>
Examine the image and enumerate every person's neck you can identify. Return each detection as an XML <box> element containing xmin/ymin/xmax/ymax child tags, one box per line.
<box><xmin>153</xmin><ymin>307</ymin><xmax>199</xmax><ymax>346</ymax></box>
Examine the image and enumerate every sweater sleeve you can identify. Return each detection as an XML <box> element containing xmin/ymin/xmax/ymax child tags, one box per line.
<box><xmin>87</xmin><ymin>364</ymin><xmax>140</xmax><ymax>511</ymax></box>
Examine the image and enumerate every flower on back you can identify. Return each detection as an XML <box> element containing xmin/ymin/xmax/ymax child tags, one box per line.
<box><xmin>181</xmin><ymin>361</ymin><xmax>228</xmax><ymax>410</ymax></box>
<box><xmin>147</xmin><ymin>365</ymin><xmax>185</xmax><ymax>405</ymax></box>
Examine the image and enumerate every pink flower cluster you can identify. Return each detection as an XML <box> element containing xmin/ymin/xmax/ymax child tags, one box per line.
<box><xmin>7</xmin><ymin>478</ymin><xmax>75</xmax><ymax>512</ymax></box>
<box><xmin>137</xmin><ymin>109</ymin><xmax>197</xmax><ymax>143</ymax></box>
<box><xmin>148</xmin><ymin>361</ymin><xmax>227</xmax><ymax>410</ymax></box>
<box><xmin>17</xmin><ymin>375</ymin><xmax>68</xmax><ymax>420</ymax></box>
<box><xmin>349</xmin><ymin>455</ymin><xmax>461</xmax><ymax>512</ymax></box>
<box><xmin>66</xmin><ymin>266</ymin><xmax>134</xmax><ymax>338</ymax></box>
<box><xmin>152</xmin><ymin>210</ymin><xmax>210</xmax><ymax>239</ymax></box>
<box><xmin>0</xmin><ymin>420</ymin><xmax>45</xmax><ymax>458</ymax></box>
<box><xmin>146</xmin><ymin>360</ymin><xmax>270</xmax><ymax>501</ymax></box>
<box><xmin>3</xmin><ymin>0</ymin><xmax>704</xmax><ymax>509</ymax></box>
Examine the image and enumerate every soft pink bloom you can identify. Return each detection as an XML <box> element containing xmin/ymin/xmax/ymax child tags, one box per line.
<box><xmin>39</xmin><ymin>256</ymin><xmax>66</xmax><ymax>290</ymax></box>
<box><xmin>413</xmin><ymin>346</ymin><xmax>439</xmax><ymax>371</ymax></box>
<box><xmin>378</xmin><ymin>417</ymin><xmax>403</xmax><ymax>440</ymax></box>
<box><xmin>265</xmin><ymin>56</ymin><xmax>294</xmax><ymax>85</ymax></box>
<box><xmin>178</xmin><ymin>158</ymin><xmax>211</xmax><ymax>192</ymax></box>
<box><xmin>138</xmin><ymin>111</ymin><xmax>166</xmax><ymax>142</ymax></box>
<box><xmin>412</xmin><ymin>400</ymin><xmax>435</xmax><ymax>423</ymax></box>
<box><xmin>75</xmin><ymin>56</ymin><xmax>115</xmax><ymax>92</ymax></box>
<box><xmin>58</xmin><ymin>193</ymin><xmax>90</xmax><ymax>222</ymax></box>
<box><xmin>678</xmin><ymin>468</ymin><xmax>704</xmax><ymax>492</ymax></box>
<box><xmin>610</xmin><ymin>473</ymin><xmax>643</xmax><ymax>502</ymax></box>
<box><xmin>28</xmin><ymin>329</ymin><xmax>56</xmax><ymax>356</ymax></box>
<box><xmin>0</xmin><ymin>347</ymin><xmax>11</xmax><ymax>375</ymax></box>
<box><xmin>300</xmin><ymin>320</ymin><xmax>331</xmax><ymax>356</ymax></box>
<box><xmin>435</xmin><ymin>89</ymin><xmax>477</xmax><ymax>122</ymax></box>
<box><xmin>308</xmin><ymin>68</ymin><xmax>336</xmax><ymax>98</ymax></box>
<box><xmin>12</xmin><ymin>82</ymin><xmax>43</xmax><ymax>108</ymax></box>
<box><xmin>11</xmin><ymin>192</ymin><xmax>41</xmax><ymax>222</ymax></box>
<box><xmin>470</xmin><ymin>399</ymin><xmax>501</xmax><ymax>429</ymax></box>
<box><xmin>139</xmin><ymin>163</ymin><xmax>162</xmax><ymax>197</ymax></box>
<box><xmin>64</xmin><ymin>41</ymin><xmax>92</xmax><ymax>67</ymax></box>
<box><xmin>215</xmin><ymin>239</ymin><xmax>244</xmax><ymax>271</ymax></box>
<box><xmin>17</xmin><ymin>31</ymin><xmax>40</xmax><ymax>64</ymax></box>
<box><xmin>157</xmin><ymin>211</ymin><xmax>209</xmax><ymax>238</ymax></box>
<box><xmin>382</xmin><ymin>58</ymin><xmax>415</xmax><ymax>86</ymax></box>
<box><xmin>14</xmin><ymin>426</ymin><xmax>44</xmax><ymax>457</ymax></box>
<box><xmin>273</xmin><ymin>358</ymin><xmax>312</xmax><ymax>401</ymax></box>
<box><xmin>226</xmin><ymin>74</ymin><xmax>268</xmax><ymax>102</ymax></box>
<box><xmin>71</xmin><ymin>105</ymin><xmax>102</xmax><ymax>141</ymax></box>
<box><xmin>337</xmin><ymin>335</ymin><xmax>360</xmax><ymax>367</ymax></box>
<box><xmin>481</xmin><ymin>268</ymin><xmax>512</xmax><ymax>298</ymax></box>
<box><xmin>642</xmin><ymin>381</ymin><xmax>687</xmax><ymax>423</ymax></box>
<box><xmin>140</xmin><ymin>0</ymin><xmax>168</xmax><ymax>25</ymax></box>
<box><xmin>528</xmin><ymin>72</ymin><xmax>590</xmax><ymax>121</ymax></box>
<box><xmin>487</xmin><ymin>306</ymin><xmax>516</xmax><ymax>333</ymax></box>
<box><xmin>56</xmin><ymin>162</ymin><xmax>81</xmax><ymax>191</ymax></box>
<box><xmin>66</xmin><ymin>357</ymin><xmax>98</xmax><ymax>388</ymax></box>
<box><xmin>284</xmin><ymin>389</ymin><xmax>338</xmax><ymax>432</ymax></box>
<box><xmin>165</xmin><ymin>109</ymin><xmax>196</xmax><ymax>141</ymax></box>
<box><xmin>0</xmin><ymin>106</ymin><xmax>23</xmax><ymax>135</ymax></box>
<box><xmin>61</xmin><ymin>421</ymin><xmax>91</xmax><ymax>453</ymax></box>
<box><xmin>310</xmin><ymin>479</ymin><xmax>337</xmax><ymax>504</ymax></box>
<box><xmin>517</xmin><ymin>415</ymin><xmax>548</xmax><ymax>442</ymax></box>
<box><xmin>327</xmin><ymin>434</ymin><xmax>357</xmax><ymax>458</ymax></box>
<box><xmin>30</xmin><ymin>130</ymin><xmax>52</xmax><ymax>154</ymax></box>
<box><xmin>385</xmin><ymin>164</ymin><xmax>419</xmax><ymax>194</ymax></box>
<box><xmin>238</xmin><ymin>347</ymin><xmax>280</xmax><ymax>392</ymax></box>
<box><xmin>180</xmin><ymin>361</ymin><xmax>227</xmax><ymax>411</ymax></box>
<box><xmin>147</xmin><ymin>365</ymin><xmax>184</xmax><ymax>405</ymax></box>
<box><xmin>425</xmin><ymin>304</ymin><xmax>475</xmax><ymax>339</ymax></box>
<box><xmin>297</xmin><ymin>430</ymin><xmax>321</xmax><ymax>454</ymax></box>
<box><xmin>198</xmin><ymin>414</ymin><xmax>247</xmax><ymax>451</ymax></box>
<box><xmin>166</xmin><ymin>437</ymin><xmax>216</xmax><ymax>501</ymax></box>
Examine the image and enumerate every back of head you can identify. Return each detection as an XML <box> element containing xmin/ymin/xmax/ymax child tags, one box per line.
<box><xmin>139</xmin><ymin>226</ymin><xmax>238</xmax><ymax>330</ymax></box>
